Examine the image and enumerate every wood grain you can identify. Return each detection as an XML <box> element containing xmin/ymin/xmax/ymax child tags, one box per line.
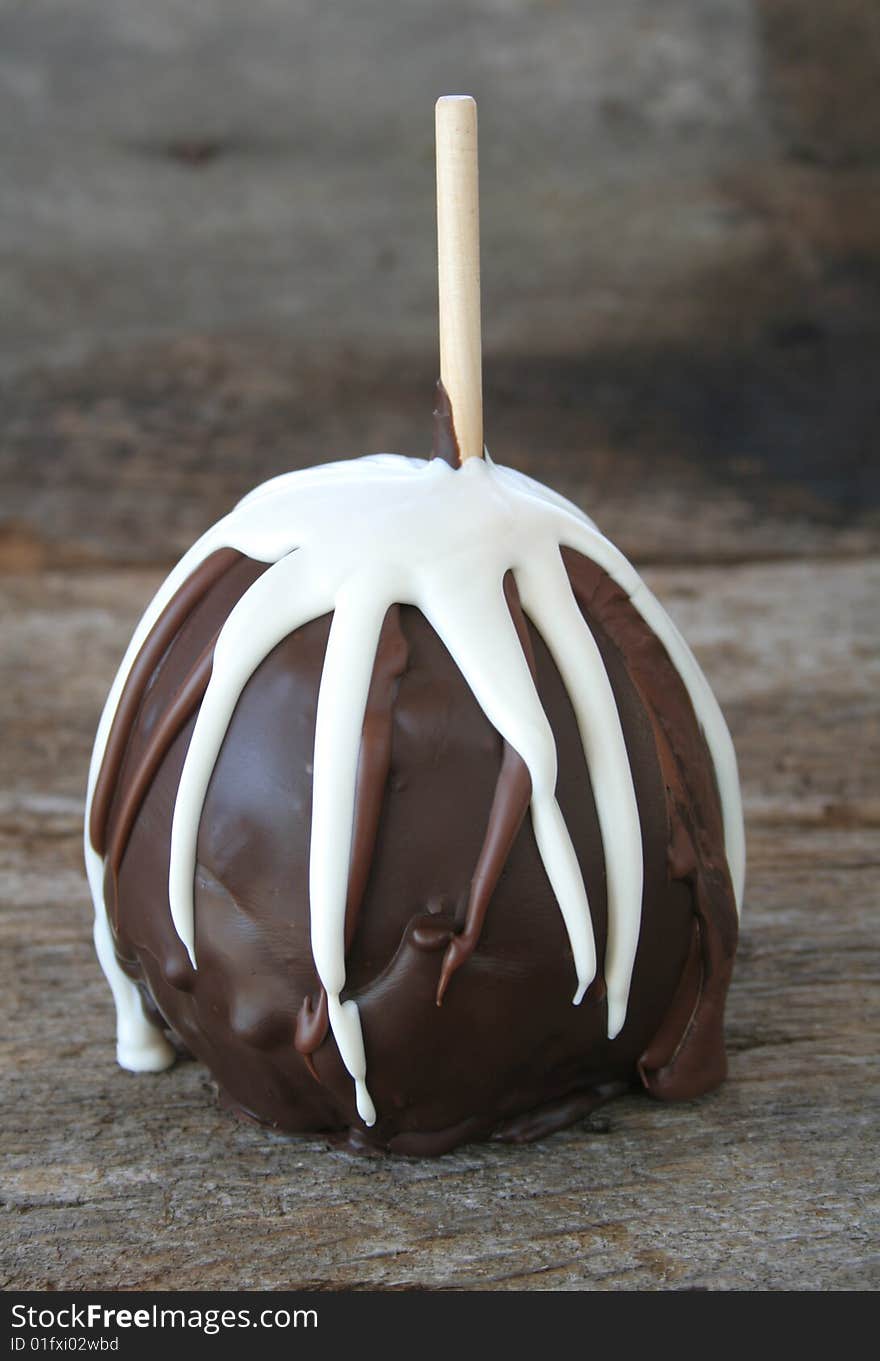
<box><xmin>1</xmin><ymin>559</ymin><xmax>876</xmax><ymax>1290</ymax></box>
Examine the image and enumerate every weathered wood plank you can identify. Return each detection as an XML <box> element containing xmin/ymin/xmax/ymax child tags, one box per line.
<box><xmin>2</xmin><ymin>339</ymin><xmax>877</xmax><ymax>573</ymax></box>
<box><xmin>1</xmin><ymin>1</ymin><xmax>878</xmax><ymax>381</ymax></box>
<box><xmin>0</xmin><ymin>0</ymin><xmax>826</xmax><ymax>369</ymax></box>
<box><xmin>1</xmin><ymin>560</ymin><xmax>877</xmax><ymax>1290</ymax></box>
<box><xmin>2</xmin><ymin>3</ymin><xmax>879</xmax><ymax>569</ymax></box>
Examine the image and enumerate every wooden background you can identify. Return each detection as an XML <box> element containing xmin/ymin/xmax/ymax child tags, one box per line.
<box><xmin>1</xmin><ymin>1</ymin><xmax>877</xmax><ymax>1290</ymax></box>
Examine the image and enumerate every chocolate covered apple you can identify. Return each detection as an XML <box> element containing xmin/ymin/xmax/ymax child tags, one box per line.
<box><xmin>84</xmin><ymin>98</ymin><xmax>743</xmax><ymax>1154</ymax></box>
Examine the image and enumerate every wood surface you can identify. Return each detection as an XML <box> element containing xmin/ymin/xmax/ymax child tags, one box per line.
<box><xmin>1</xmin><ymin>0</ymin><xmax>878</xmax><ymax>1294</ymax></box>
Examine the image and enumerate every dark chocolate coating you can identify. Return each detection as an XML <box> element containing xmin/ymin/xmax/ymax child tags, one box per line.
<box><xmin>95</xmin><ymin>543</ymin><xmax>738</xmax><ymax>1155</ymax></box>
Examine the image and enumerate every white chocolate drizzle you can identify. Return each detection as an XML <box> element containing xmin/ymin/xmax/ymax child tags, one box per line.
<box><xmin>85</xmin><ymin>454</ymin><xmax>745</xmax><ymax>1124</ymax></box>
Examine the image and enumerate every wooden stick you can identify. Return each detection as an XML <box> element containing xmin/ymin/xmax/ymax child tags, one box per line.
<box><xmin>435</xmin><ymin>95</ymin><xmax>483</xmax><ymax>462</ymax></box>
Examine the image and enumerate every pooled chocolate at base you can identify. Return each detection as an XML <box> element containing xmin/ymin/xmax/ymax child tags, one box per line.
<box><xmin>96</xmin><ymin>543</ymin><xmax>737</xmax><ymax>1155</ymax></box>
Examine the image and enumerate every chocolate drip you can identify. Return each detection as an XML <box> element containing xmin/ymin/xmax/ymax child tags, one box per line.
<box><xmin>358</xmin><ymin>1080</ymin><xmax>627</xmax><ymax>1156</ymax></box>
<box><xmin>561</xmin><ymin>547</ymin><xmax>738</xmax><ymax>1102</ymax></box>
<box><xmin>294</xmin><ymin>990</ymin><xmax>329</xmax><ymax>1081</ymax></box>
<box><xmin>431</xmin><ymin>380</ymin><xmax>460</xmax><ymax>467</ymax></box>
<box><xmin>295</xmin><ymin>606</ymin><xmax>410</xmax><ymax>1067</ymax></box>
<box><xmin>90</xmin><ymin>548</ymin><xmax>240</xmax><ymax>855</ymax></box>
<box><xmin>345</xmin><ymin>605</ymin><xmax>410</xmax><ymax>947</ymax></box>
<box><xmin>106</xmin><ymin>633</ymin><xmax>218</xmax><ymax>880</ymax></box>
<box><xmin>436</xmin><ymin>573</ymin><xmax>535</xmax><ymax>1003</ymax></box>
<box><xmin>491</xmin><ymin>1080</ymin><xmax>629</xmax><ymax>1146</ymax></box>
<box><xmin>637</xmin><ymin>809</ymin><xmax>734</xmax><ymax>1097</ymax></box>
